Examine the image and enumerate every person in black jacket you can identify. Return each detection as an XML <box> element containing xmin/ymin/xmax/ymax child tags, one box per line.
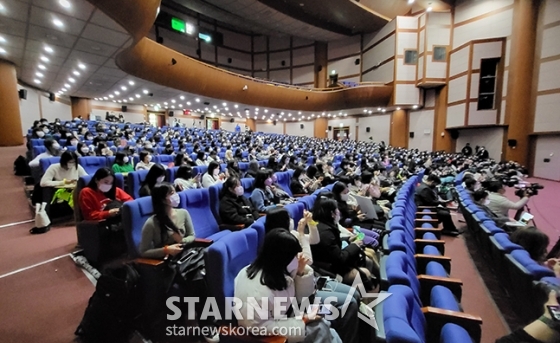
<box><xmin>310</xmin><ymin>197</ymin><xmax>373</xmax><ymax>289</ymax></box>
<box><xmin>219</xmin><ymin>176</ymin><xmax>259</xmax><ymax>228</ymax></box>
<box><xmin>461</xmin><ymin>143</ymin><xmax>473</xmax><ymax>156</ymax></box>
<box><xmin>289</xmin><ymin>167</ymin><xmax>308</xmax><ymax>195</ymax></box>
<box><xmin>414</xmin><ymin>174</ymin><xmax>460</xmax><ymax>236</ymax></box>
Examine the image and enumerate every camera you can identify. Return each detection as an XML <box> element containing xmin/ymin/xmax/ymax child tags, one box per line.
<box><xmin>514</xmin><ymin>183</ymin><xmax>544</xmax><ymax>197</ymax></box>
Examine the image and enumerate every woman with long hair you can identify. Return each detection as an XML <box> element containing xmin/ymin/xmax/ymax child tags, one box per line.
<box><xmin>28</xmin><ymin>138</ymin><xmax>62</xmax><ymax>167</ymax></box>
<box><xmin>174</xmin><ymin>165</ymin><xmax>201</xmax><ymax>191</ymax></box>
<box><xmin>250</xmin><ymin>170</ymin><xmax>278</xmax><ymax>213</ymax></box>
<box><xmin>112</xmin><ymin>152</ymin><xmax>134</xmax><ymax>173</ymax></box>
<box><xmin>136</xmin><ymin>150</ymin><xmax>155</xmax><ymax>171</ymax></box>
<box><xmin>40</xmin><ymin>151</ymin><xmax>87</xmax><ymax>188</ymax></box>
<box><xmin>219</xmin><ymin>176</ymin><xmax>259</xmax><ymax>227</ymax></box>
<box><xmin>139</xmin><ymin>164</ymin><xmax>166</xmax><ymax>197</ymax></box>
<box><xmin>201</xmin><ymin>161</ymin><xmax>224</xmax><ymax>188</ymax></box>
<box><xmin>79</xmin><ymin>167</ymin><xmax>132</xmax><ymax>221</ymax></box>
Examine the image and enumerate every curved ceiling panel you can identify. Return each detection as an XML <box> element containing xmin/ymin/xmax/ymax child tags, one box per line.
<box><xmin>89</xmin><ymin>0</ymin><xmax>392</xmax><ymax>112</ymax></box>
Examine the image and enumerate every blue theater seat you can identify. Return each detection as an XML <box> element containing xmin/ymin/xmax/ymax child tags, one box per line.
<box><xmin>78</xmin><ymin>156</ymin><xmax>108</xmax><ymax>175</ymax></box>
<box><xmin>274</xmin><ymin>171</ymin><xmax>293</xmax><ymax>197</ymax></box>
<box><xmin>122</xmin><ymin>196</ymin><xmax>154</xmax><ymax>257</ymax></box>
<box><xmin>297</xmin><ymin>195</ymin><xmax>317</xmax><ymax>211</ymax></box>
<box><xmin>178</xmin><ymin>188</ymin><xmax>230</xmax><ymax>241</ymax></box>
<box><xmin>127</xmin><ymin>169</ymin><xmax>150</xmax><ymax>199</ymax></box>
<box><xmin>40</xmin><ymin>157</ymin><xmax>61</xmax><ymax>174</ymax></box>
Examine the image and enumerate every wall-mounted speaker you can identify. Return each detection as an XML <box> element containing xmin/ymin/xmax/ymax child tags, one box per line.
<box><xmin>507</xmin><ymin>139</ymin><xmax>517</xmax><ymax>147</ymax></box>
<box><xmin>200</xmin><ymin>115</ymin><xmax>205</xmax><ymax>120</ymax></box>
<box><xmin>168</xmin><ymin>111</ymin><xmax>174</xmax><ymax>117</ymax></box>
<box><xmin>355</xmin><ymin>58</ymin><xmax>361</xmax><ymax>65</ymax></box>
<box><xmin>328</xmin><ymin>126</ymin><xmax>332</xmax><ymax>131</ymax></box>
<box><xmin>449</xmin><ymin>129</ymin><xmax>459</xmax><ymax>139</ymax></box>
<box><xmin>227</xmin><ymin>58</ymin><xmax>232</xmax><ymax>64</ymax></box>
<box><xmin>273</xmin><ymin>120</ymin><xmax>277</xmax><ymax>126</ymax></box>
<box><xmin>48</xmin><ymin>92</ymin><xmax>55</xmax><ymax>102</ymax></box>
<box><xmin>300</xmin><ymin>124</ymin><xmax>304</xmax><ymax>129</ymax></box>
<box><xmin>18</xmin><ymin>89</ymin><xmax>27</xmax><ymax>100</ymax></box>
<box><xmin>317</xmin><ymin>65</ymin><xmax>322</xmax><ymax>72</ymax></box>
<box><xmin>409</xmin><ymin>132</ymin><xmax>414</xmax><ymax>138</ymax></box>
<box><xmin>230</xmin><ymin>118</ymin><xmax>234</xmax><ymax>123</ymax></box>
<box><xmin>366</xmin><ymin>127</ymin><xmax>370</xmax><ymax>133</ymax></box>
<box><xmin>281</xmin><ymin>60</ymin><xmax>286</xmax><ymax>66</ymax></box>
<box><xmin>121</xmin><ymin>105</ymin><xmax>127</xmax><ymax>112</ymax></box>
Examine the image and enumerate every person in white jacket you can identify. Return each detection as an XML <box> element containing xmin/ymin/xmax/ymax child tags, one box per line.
<box><xmin>235</xmin><ymin>230</ymin><xmax>338</xmax><ymax>343</ymax></box>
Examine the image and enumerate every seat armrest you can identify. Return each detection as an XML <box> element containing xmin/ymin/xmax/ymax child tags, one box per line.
<box><xmin>414</xmin><ymin>239</ymin><xmax>445</xmax><ymax>255</ymax></box>
<box><xmin>414</xmin><ymin>227</ymin><xmax>442</xmax><ymax>239</ymax></box>
<box><xmin>422</xmin><ymin>306</ymin><xmax>482</xmax><ymax>343</ymax></box>
<box><xmin>418</xmin><ymin>274</ymin><xmax>463</xmax><ymax>304</ymax></box>
<box><xmin>134</xmin><ymin>258</ymin><xmax>164</xmax><ymax>266</ymax></box>
<box><xmin>415</xmin><ymin>218</ymin><xmax>439</xmax><ymax>227</ymax></box>
<box><xmin>416</xmin><ymin>212</ymin><xmax>438</xmax><ymax>219</ymax></box>
<box><xmin>219</xmin><ymin>224</ymin><xmax>245</xmax><ymax>231</ymax></box>
<box><xmin>417</xmin><ymin>206</ymin><xmax>437</xmax><ymax>210</ymax></box>
<box><xmin>379</xmin><ymin>254</ymin><xmax>389</xmax><ymax>291</ymax></box>
<box><xmin>415</xmin><ymin>254</ymin><xmax>451</xmax><ymax>274</ymax></box>
<box><xmin>76</xmin><ymin>220</ymin><xmax>107</xmax><ymax>266</ymax></box>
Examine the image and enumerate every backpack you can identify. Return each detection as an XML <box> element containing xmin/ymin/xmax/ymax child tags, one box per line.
<box><xmin>14</xmin><ymin>155</ymin><xmax>30</xmax><ymax>176</ymax></box>
<box><xmin>75</xmin><ymin>263</ymin><xmax>141</xmax><ymax>343</ymax></box>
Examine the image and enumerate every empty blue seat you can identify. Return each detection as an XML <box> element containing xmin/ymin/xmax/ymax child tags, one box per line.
<box><xmin>78</xmin><ymin>156</ymin><xmax>108</xmax><ymax>175</ymax></box>
<box><xmin>275</xmin><ymin>171</ymin><xmax>292</xmax><ymax>197</ymax></box>
<box><xmin>122</xmin><ymin>196</ymin><xmax>154</xmax><ymax>257</ymax></box>
<box><xmin>297</xmin><ymin>195</ymin><xmax>316</xmax><ymax>211</ymax></box>
<box><xmin>284</xmin><ymin>202</ymin><xmax>305</xmax><ymax>226</ymax></box>
<box><xmin>127</xmin><ymin>169</ymin><xmax>150</xmax><ymax>199</ymax></box>
<box><xmin>178</xmin><ymin>188</ymin><xmax>230</xmax><ymax>241</ymax></box>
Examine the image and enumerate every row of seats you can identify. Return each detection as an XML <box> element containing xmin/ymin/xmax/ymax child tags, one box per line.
<box><xmin>454</xmin><ymin>172</ymin><xmax>559</xmax><ymax>324</ymax></box>
<box><xmin>375</xmin><ymin>174</ymin><xmax>483</xmax><ymax>343</ymax></box>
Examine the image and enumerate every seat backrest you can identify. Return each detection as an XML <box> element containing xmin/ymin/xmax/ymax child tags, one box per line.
<box><xmin>178</xmin><ymin>188</ymin><xmax>219</xmax><ymax>238</ymax></box>
<box><xmin>383</xmin><ymin>284</ymin><xmax>426</xmax><ymax>343</ymax></box>
<box><xmin>167</xmin><ymin>167</ymin><xmax>179</xmax><ymax>184</ymax></box>
<box><xmin>33</xmin><ymin>146</ymin><xmax>47</xmax><ymax>157</ymax></box>
<box><xmin>240</xmin><ymin>178</ymin><xmax>255</xmax><ymax>198</ymax></box>
<box><xmin>78</xmin><ymin>156</ymin><xmax>108</xmax><ymax>175</ymax></box>
<box><xmin>40</xmin><ymin>157</ymin><xmax>61</xmax><ymax>174</ymax></box>
<box><xmin>386</xmin><ymin>251</ymin><xmax>421</xmax><ymax>294</ymax></box>
<box><xmin>208</xmin><ymin>183</ymin><xmax>224</xmax><ymax>224</ymax></box>
<box><xmin>238</xmin><ymin>162</ymin><xmax>249</xmax><ymax>172</ymax></box>
<box><xmin>127</xmin><ymin>169</ymin><xmax>150</xmax><ymax>198</ymax></box>
<box><xmin>297</xmin><ymin>195</ymin><xmax>317</xmax><ymax>211</ymax></box>
<box><xmin>510</xmin><ymin>249</ymin><xmax>555</xmax><ymax>279</ymax></box>
<box><xmin>74</xmin><ymin>174</ymin><xmax>125</xmax><ymax>222</ymax></box>
<box><xmin>157</xmin><ymin>155</ymin><xmax>174</xmax><ymax>166</ymax></box>
<box><xmin>206</xmin><ymin>229</ymin><xmax>259</xmax><ymax>319</ymax></box>
<box><xmin>284</xmin><ymin>202</ymin><xmax>305</xmax><ymax>227</ymax></box>
<box><xmin>193</xmin><ymin>165</ymin><xmax>208</xmax><ymax>176</ymax></box>
<box><xmin>275</xmin><ymin>171</ymin><xmax>293</xmax><ymax>197</ymax></box>
<box><xmin>122</xmin><ymin>196</ymin><xmax>154</xmax><ymax>257</ymax></box>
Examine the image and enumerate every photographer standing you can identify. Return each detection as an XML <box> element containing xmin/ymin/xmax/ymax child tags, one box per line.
<box><xmin>487</xmin><ymin>180</ymin><xmax>530</xmax><ymax>218</ymax></box>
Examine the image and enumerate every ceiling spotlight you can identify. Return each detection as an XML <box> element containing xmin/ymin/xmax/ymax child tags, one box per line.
<box><xmin>0</xmin><ymin>47</ymin><xmax>5</xmax><ymax>54</ymax></box>
<box><xmin>38</xmin><ymin>64</ymin><xmax>46</xmax><ymax>70</ymax></box>
<box><xmin>179</xmin><ymin>95</ymin><xmax>185</xmax><ymax>100</ymax></box>
<box><xmin>195</xmin><ymin>98</ymin><xmax>200</xmax><ymax>102</ymax></box>
<box><xmin>234</xmin><ymin>104</ymin><xmax>238</xmax><ymax>108</ymax></box>
<box><xmin>382</xmin><ymin>109</ymin><xmax>386</xmax><ymax>112</ymax></box>
<box><xmin>40</xmin><ymin>56</ymin><xmax>50</xmax><ymax>63</ymax></box>
<box><xmin>141</xmin><ymin>89</ymin><xmax>148</xmax><ymax>95</ymax></box>
<box><xmin>377</xmin><ymin>107</ymin><xmax>382</xmax><ymax>111</ymax></box>
<box><xmin>73</xmin><ymin>70</ymin><xmax>80</xmax><ymax>76</ymax></box>
<box><xmin>44</xmin><ymin>46</ymin><xmax>54</xmax><ymax>54</ymax></box>
<box><xmin>115</xmin><ymin>91</ymin><xmax>120</xmax><ymax>95</ymax></box>
<box><xmin>61</xmin><ymin>88</ymin><xmax>67</xmax><ymax>92</ymax></box>
<box><xmin>413</xmin><ymin>105</ymin><xmax>419</xmax><ymax>109</ymax></box>
<box><xmin>408</xmin><ymin>0</ymin><xmax>414</xmax><ymax>3</ymax></box>
<box><xmin>36</xmin><ymin>72</ymin><xmax>44</xmax><ymax>77</ymax></box>
<box><xmin>222</xmin><ymin>102</ymin><xmax>227</xmax><ymax>106</ymax></box>
<box><xmin>64</xmin><ymin>83</ymin><xmax>70</xmax><ymax>88</ymax></box>
<box><xmin>68</xmin><ymin>77</ymin><xmax>75</xmax><ymax>83</ymax></box>
<box><xmin>171</xmin><ymin>99</ymin><xmax>176</xmax><ymax>103</ymax></box>
<box><xmin>129</xmin><ymin>97</ymin><xmax>133</xmax><ymax>101</ymax></box>
<box><xmin>121</xmin><ymin>86</ymin><xmax>127</xmax><ymax>91</ymax></box>
<box><xmin>186</xmin><ymin>101</ymin><xmax>191</xmax><ymax>105</ymax></box>
<box><xmin>109</xmin><ymin>95</ymin><xmax>114</xmax><ymax>98</ymax></box>
<box><xmin>171</xmin><ymin>105</ymin><xmax>175</xmax><ymax>109</ymax></box>
<box><xmin>135</xmin><ymin>94</ymin><xmax>140</xmax><ymax>98</ymax></box>
<box><xmin>33</xmin><ymin>79</ymin><xmax>41</xmax><ymax>84</ymax></box>
<box><xmin>179</xmin><ymin>104</ymin><xmax>183</xmax><ymax>108</ymax></box>
<box><xmin>396</xmin><ymin>107</ymin><xmax>401</xmax><ymax>110</ymax></box>
<box><xmin>59</xmin><ymin>0</ymin><xmax>71</xmax><ymax>8</ymax></box>
<box><xmin>128</xmin><ymin>80</ymin><xmax>135</xmax><ymax>85</ymax></box>
<box><xmin>427</xmin><ymin>6</ymin><xmax>432</xmax><ymax>12</ymax></box>
<box><xmin>53</xmin><ymin>18</ymin><xmax>64</xmax><ymax>28</ymax></box>
<box><xmin>78</xmin><ymin>63</ymin><xmax>86</xmax><ymax>70</ymax></box>
<box><xmin>103</xmin><ymin>96</ymin><xmax>108</xmax><ymax>100</ymax></box>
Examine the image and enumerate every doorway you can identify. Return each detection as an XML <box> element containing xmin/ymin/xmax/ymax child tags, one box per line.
<box><xmin>333</xmin><ymin>126</ymin><xmax>350</xmax><ymax>141</ymax></box>
<box><xmin>206</xmin><ymin>118</ymin><xmax>219</xmax><ymax>130</ymax></box>
<box><xmin>148</xmin><ymin>112</ymin><xmax>166</xmax><ymax>127</ymax></box>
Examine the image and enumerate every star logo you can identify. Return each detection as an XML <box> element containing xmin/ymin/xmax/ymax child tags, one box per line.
<box><xmin>339</xmin><ymin>273</ymin><xmax>392</xmax><ymax>330</ymax></box>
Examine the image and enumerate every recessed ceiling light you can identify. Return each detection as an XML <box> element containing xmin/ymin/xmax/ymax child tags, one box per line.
<box><xmin>396</xmin><ymin>107</ymin><xmax>401</xmax><ymax>110</ymax></box>
<box><xmin>427</xmin><ymin>6</ymin><xmax>432</xmax><ymax>12</ymax></box>
<box><xmin>73</xmin><ymin>70</ymin><xmax>80</xmax><ymax>76</ymax></box>
<box><xmin>59</xmin><ymin>0</ymin><xmax>71</xmax><ymax>8</ymax></box>
<box><xmin>142</xmin><ymin>89</ymin><xmax>148</xmax><ymax>94</ymax></box>
<box><xmin>33</xmin><ymin>79</ymin><xmax>41</xmax><ymax>84</ymax></box>
<box><xmin>408</xmin><ymin>0</ymin><xmax>414</xmax><ymax>3</ymax></box>
<box><xmin>179</xmin><ymin>104</ymin><xmax>183</xmax><ymax>108</ymax></box>
<box><xmin>195</xmin><ymin>98</ymin><xmax>200</xmax><ymax>102</ymax></box>
<box><xmin>171</xmin><ymin>99</ymin><xmax>176</xmax><ymax>103</ymax></box>
<box><xmin>186</xmin><ymin>101</ymin><xmax>191</xmax><ymax>105</ymax></box>
<box><xmin>171</xmin><ymin>105</ymin><xmax>175</xmax><ymax>109</ymax></box>
<box><xmin>0</xmin><ymin>3</ymin><xmax>5</xmax><ymax>13</ymax></box>
<box><xmin>36</xmin><ymin>72</ymin><xmax>44</xmax><ymax>77</ymax></box>
<box><xmin>40</xmin><ymin>56</ymin><xmax>50</xmax><ymax>63</ymax></box>
<box><xmin>103</xmin><ymin>96</ymin><xmax>108</xmax><ymax>100</ymax></box>
<box><xmin>234</xmin><ymin>104</ymin><xmax>238</xmax><ymax>108</ymax></box>
<box><xmin>61</xmin><ymin>88</ymin><xmax>67</xmax><ymax>92</ymax></box>
<box><xmin>135</xmin><ymin>94</ymin><xmax>140</xmax><ymax>98</ymax></box>
<box><xmin>0</xmin><ymin>36</ymin><xmax>5</xmax><ymax>43</ymax></box>
<box><xmin>78</xmin><ymin>63</ymin><xmax>86</xmax><ymax>70</ymax></box>
<box><xmin>44</xmin><ymin>46</ymin><xmax>54</xmax><ymax>54</ymax></box>
<box><xmin>121</xmin><ymin>86</ymin><xmax>127</xmax><ymax>91</ymax></box>
<box><xmin>38</xmin><ymin>64</ymin><xmax>46</xmax><ymax>70</ymax></box>
<box><xmin>413</xmin><ymin>105</ymin><xmax>419</xmax><ymax>109</ymax></box>
<box><xmin>164</xmin><ymin>102</ymin><xmax>168</xmax><ymax>105</ymax></box>
<box><xmin>68</xmin><ymin>77</ymin><xmax>75</xmax><ymax>83</ymax></box>
<box><xmin>129</xmin><ymin>97</ymin><xmax>133</xmax><ymax>101</ymax></box>
<box><xmin>128</xmin><ymin>80</ymin><xmax>135</xmax><ymax>85</ymax></box>
<box><xmin>115</xmin><ymin>91</ymin><xmax>120</xmax><ymax>95</ymax></box>
<box><xmin>52</xmin><ymin>18</ymin><xmax>64</xmax><ymax>28</ymax></box>
<box><xmin>109</xmin><ymin>95</ymin><xmax>114</xmax><ymax>98</ymax></box>
<box><xmin>64</xmin><ymin>83</ymin><xmax>70</xmax><ymax>88</ymax></box>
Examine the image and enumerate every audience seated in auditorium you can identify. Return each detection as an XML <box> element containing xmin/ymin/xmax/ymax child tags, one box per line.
<box><xmin>29</xmin><ymin>138</ymin><xmax>61</xmax><ymax>167</ymax></box>
<box><xmin>40</xmin><ymin>151</ymin><xmax>87</xmax><ymax>188</ymax></box>
<box><xmin>111</xmin><ymin>152</ymin><xmax>134</xmax><ymax>174</ymax></box>
<box><xmin>135</xmin><ymin>151</ymin><xmax>155</xmax><ymax>171</ymax></box>
<box><xmin>245</xmin><ymin>160</ymin><xmax>260</xmax><ymax>179</ymax></box>
<box><xmin>414</xmin><ymin>174</ymin><xmax>460</xmax><ymax>236</ymax></box>
<box><xmin>250</xmin><ymin>170</ymin><xmax>279</xmax><ymax>213</ymax></box>
<box><xmin>219</xmin><ymin>176</ymin><xmax>259</xmax><ymax>228</ymax></box>
<box><xmin>78</xmin><ymin>167</ymin><xmax>132</xmax><ymax>221</ymax></box>
<box><xmin>201</xmin><ymin>161</ymin><xmax>224</xmax><ymax>188</ymax></box>
<box><xmin>473</xmin><ymin>190</ymin><xmax>510</xmax><ymax>229</ymax></box>
<box><xmin>174</xmin><ymin>166</ymin><xmax>201</xmax><ymax>191</ymax></box>
<box><xmin>510</xmin><ymin>226</ymin><xmax>550</xmax><ymax>265</ymax></box>
<box><xmin>139</xmin><ymin>164</ymin><xmax>166</xmax><ymax>198</ymax></box>
<box><xmin>195</xmin><ymin>151</ymin><xmax>209</xmax><ymax>166</ymax></box>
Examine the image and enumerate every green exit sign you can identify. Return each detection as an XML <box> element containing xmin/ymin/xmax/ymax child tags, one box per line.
<box><xmin>171</xmin><ymin>17</ymin><xmax>186</xmax><ymax>33</ymax></box>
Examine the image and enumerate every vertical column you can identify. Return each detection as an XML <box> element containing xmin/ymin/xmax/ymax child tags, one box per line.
<box><xmin>0</xmin><ymin>61</ymin><xmax>23</xmax><ymax>146</ymax></box>
<box><xmin>389</xmin><ymin>109</ymin><xmax>409</xmax><ymax>148</ymax></box>
<box><xmin>246</xmin><ymin>118</ymin><xmax>256</xmax><ymax>132</ymax></box>
<box><xmin>504</xmin><ymin>0</ymin><xmax>541</xmax><ymax>165</ymax></box>
<box><xmin>70</xmin><ymin>97</ymin><xmax>91</xmax><ymax>119</ymax></box>
<box><xmin>433</xmin><ymin>85</ymin><xmax>454</xmax><ymax>152</ymax></box>
<box><xmin>314</xmin><ymin>117</ymin><xmax>328</xmax><ymax>138</ymax></box>
<box><xmin>314</xmin><ymin>42</ymin><xmax>328</xmax><ymax>88</ymax></box>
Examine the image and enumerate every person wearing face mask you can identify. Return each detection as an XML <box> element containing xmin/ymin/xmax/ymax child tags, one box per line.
<box><xmin>40</xmin><ymin>151</ymin><xmax>87</xmax><ymax>188</ymax></box>
<box><xmin>202</xmin><ymin>161</ymin><xmax>224</xmax><ymax>188</ymax></box>
<box><xmin>76</xmin><ymin>143</ymin><xmax>93</xmax><ymax>157</ymax></box>
<box><xmin>473</xmin><ymin>190</ymin><xmax>511</xmax><ymax>229</ymax></box>
<box><xmin>195</xmin><ymin>151</ymin><xmax>209</xmax><ymax>166</ymax></box>
<box><xmin>66</xmin><ymin>136</ymin><xmax>80</xmax><ymax>149</ymax></box>
<box><xmin>234</xmin><ymin>230</ymin><xmax>343</xmax><ymax>343</ymax></box>
<box><xmin>28</xmin><ymin>138</ymin><xmax>62</xmax><ymax>168</ymax></box>
<box><xmin>78</xmin><ymin>167</ymin><xmax>132</xmax><ymax>221</ymax></box>
<box><xmin>414</xmin><ymin>174</ymin><xmax>460</xmax><ymax>236</ymax></box>
<box><xmin>136</xmin><ymin>151</ymin><xmax>155</xmax><ymax>171</ymax></box>
<box><xmin>219</xmin><ymin>176</ymin><xmax>259</xmax><ymax>227</ymax></box>
<box><xmin>139</xmin><ymin>164</ymin><xmax>166</xmax><ymax>198</ymax></box>
<box><xmin>112</xmin><ymin>152</ymin><xmax>134</xmax><ymax>173</ymax></box>
<box><xmin>250</xmin><ymin>170</ymin><xmax>280</xmax><ymax>213</ymax></box>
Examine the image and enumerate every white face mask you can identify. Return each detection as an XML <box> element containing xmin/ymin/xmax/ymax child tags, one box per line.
<box><xmin>289</xmin><ymin>219</ymin><xmax>294</xmax><ymax>231</ymax></box>
<box><xmin>213</xmin><ymin>169</ymin><xmax>219</xmax><ymax>176</ymax></box>
<box><xmin>340</xmin><ymin>193</ymin><xmax>349</xmax><ymax>201</ymax></box>
<box><xmin>81</xmin><ymin>147</ymin><xmax>89</xmax><ymax>154</ymax></box>
<box><xmin>157</xmin><ymin>176</ymin><xmax>165</xmax><ymax>184</ymax></box>
<box><xmin>70</xmin><ymin>140</ymin><xmax>78</xmax><ymax>146</ymax></box>
<box><xmin>123</xmin><ymin>156</ymin><xmax>130</xmax><ymax>163</ymax></box>
<box><xmin>67</xmin><ymin>162</ymin><xmax>76</xmax><ymax>169</ymax></box>
<box><xmin>286</xmin><ymin>256</ymin><xmax>299</xmax><ymax>275</ymax></box>
<box><xmin>484</xmin><ymin>199</ymin><xmax>490</xmax><ymax>206</ymax></box>
<box><xmin>146</xmin><ymin>155</ymin><xmax>152</xmax><ymax>162</ymax></box>
<box><xmin>98</xmin><ymin>183</ymin><xmax>112</xmax><ymax>193</ymax></box>
<box><xmin>169</xmin><ymin>193</ymin><xmax>180</xmax><ymax>208</ymax></box>
<box><xmin>37</xmin><ymin>131</ymin><xmax>45</xmax><ymax>138</ymax></box>
<box><xmin>43</xmin><ymin>128</ymin><xmax>49</xmax><ymax>133</ymax></box>
<box><xmin>355</xmin><ymin>181</ymin><xmax>362</xmax><ymax>188</ymax></box>
<box><xmin>234</xmin><ymin>186</ymin><xmax>244</xmax><ymax>196</ymax></box>
<box><xmin>52</xmin><ymin>143</ymin><xmax>60</xmax><ymax>150</ymax></box>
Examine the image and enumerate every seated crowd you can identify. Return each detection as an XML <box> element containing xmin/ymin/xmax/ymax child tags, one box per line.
<box><xmin>22</xmin><ymin>117</ymin><xmax>560</xmax><ymax>343</ymax></box>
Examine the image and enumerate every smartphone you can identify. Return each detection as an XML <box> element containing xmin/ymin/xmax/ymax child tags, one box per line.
<box><xmin>316</xmin><ymin>276</ymin><xmax>328</xmax><ymax>291</ymax></box>
<box><xmin>317</xmin><ymin>304</ymin><xmax>333</xmax><ymax>316</ymax></box>
<box><xmin>547</xmin><ymin>305</ymin><xmax>560</xmax><ymax>321</ymax></box>
<box><xmin>357</xmin><ymin>232</ymin><xmax>365</xmax><ymax>241</ymax></box>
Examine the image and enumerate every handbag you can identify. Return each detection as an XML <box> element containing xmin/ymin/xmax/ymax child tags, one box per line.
<box><xmin>168</xmin><ymin>246</ymin><xmax>207</xmax><ymax>283</ymax></box>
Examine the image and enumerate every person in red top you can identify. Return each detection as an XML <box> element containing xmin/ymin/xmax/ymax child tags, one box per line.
<box><xmin>79</xmin><ymin>167</ymin><xmax>133</xmax><ymax>221</ymax></box>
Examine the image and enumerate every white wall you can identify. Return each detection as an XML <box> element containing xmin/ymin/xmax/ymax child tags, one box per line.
<box><xmin>18</xmin><ymin>83</ymin><xmax>72</xmax><ymax>135</ymax></box>
<box><xmin>285</xmin><ymin>121</ymin><xmax>314</xmax><ymax>137</ymax></box>
<box><xmin>533</xmin><ymin>135</ymin><xmax>560</xmax><ymax>181</ymax></box>
<box><xmin>456</xmin><ymin>127</ymin><xmax>505</xmax><ymax>160</ymax></box>
<box><xmin>90</xmin><ymin>100</ymin><xmax>145</xmax><ymax>123</ymax></box>
<box><xmin>328</xmin><ymin>117</ymin><xmax>357</xmax><ymax>140</ymax></box>
<box><xmin>408</xmin><ymin>110</ymin><xmax>434</xmax><ymax>151</ymax></box>
<box><xmin>220</xmin><ymin>119</ymin><xmax>246</xmax><ymax>132</ymax></box>
<box><xmin>256</xmin><ymin>122</ymin><xmax>284</xmax><ymax>134</ymax></box>
<box><xmin>357</xmin><ymin>115</ymin><xmax>391</xmax><ymax>143</ymax></box>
